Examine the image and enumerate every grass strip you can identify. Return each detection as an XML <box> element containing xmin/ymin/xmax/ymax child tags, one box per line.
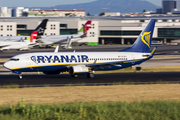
<box><xmin>1</xmin><ymin>84</ymin><xmax>180</xmax><ymax>105</ymax></box>
<box><xmin>0</xmin><ymin>100</ymin><xmax>180</xmax><ymax>120</ymax></box>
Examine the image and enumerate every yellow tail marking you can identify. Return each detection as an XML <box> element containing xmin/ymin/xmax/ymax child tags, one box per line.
<box><xmin>141</xmin><ymin>31</ymin><xmax>151</xmax><ymax>48</ymax></box>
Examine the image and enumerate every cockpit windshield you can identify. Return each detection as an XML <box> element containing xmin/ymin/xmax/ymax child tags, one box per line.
<box><xmin>10</xmin><ymin>58</ymin><xmax>19</xmax><ymax>61</ymax></box>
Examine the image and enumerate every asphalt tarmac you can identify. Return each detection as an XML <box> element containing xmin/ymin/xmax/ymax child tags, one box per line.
<box><xmin>0</xmin><ymin>72</ymin><xmax>180</xmax><ymax>87</ymax></box>
<box><xmin>0</xmin><ymin>45</ymin><xmax>180</xmax><ymax>58</ymax></box>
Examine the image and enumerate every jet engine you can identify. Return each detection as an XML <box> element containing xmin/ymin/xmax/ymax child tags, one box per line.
<box><xmin>69</xmin><ymin>65</ymin><xmax>89</xmax><ymax>76</ymax></box>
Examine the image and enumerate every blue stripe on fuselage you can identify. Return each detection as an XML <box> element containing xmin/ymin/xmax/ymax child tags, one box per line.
<box><xmin>12</xmin><ymin>59</ymin><xmax>146</xmax><ymax>72</ymax></box>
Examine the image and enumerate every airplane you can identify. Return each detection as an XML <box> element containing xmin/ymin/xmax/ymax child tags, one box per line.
<box><xmin>37</xmin><ymin>20</ymin><xmax>92</xmax><ymax>49</ymax></box>
<box><xmin>3</xmin><ymin>19</ymin><xmax>156</xmax><ymax>79</ymax></box>
<box><xmin>0</xmin><ymin>31</ymin><xmax>38</xmax><ymax>51</ymax></box>
<box><xmin>0</xmin><ymin>19</ymin><xmax>48</xmax><ymax>42</ymax></box>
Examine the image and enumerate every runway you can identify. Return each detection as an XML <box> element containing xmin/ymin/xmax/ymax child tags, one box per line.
<box><xmin>0</xmin><ymin>72</ymin><xmax>180</xmax><ymax>87</ymax></box>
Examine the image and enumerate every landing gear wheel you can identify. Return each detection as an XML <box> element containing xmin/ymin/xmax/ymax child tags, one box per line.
<box><xmin>18</xmin><ymin>75</ymin><xmax>22</xmax><ymax>79</ymax></box>
<box><xmin>71</xmin><ymin>75</ymin><xmax>78</xmax><ymax>78</ymax></box>
<box><xmin>87</xmin><ymin>73</ymin><xmax>94</xmax><ymax>78</ymax></box>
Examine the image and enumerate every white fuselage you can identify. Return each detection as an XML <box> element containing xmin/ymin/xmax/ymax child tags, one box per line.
<box><xmin>3</xmin><ymin>52</ymin><xmax>150</xmax><ymax>72</ymax></box>
<box><xmin>0</xmin><ymin>36</ymin><xmax>29</xmax><ymax>42</ymax></box>
<box><xmin>0</xmin><ymin>41</ymin><xmax>36</xmax><ymax>50</ymax></box>
<box><xmin>38</xmin><ymin>34</ymin><xmax>83</xmax><ymax>46</ymax></box>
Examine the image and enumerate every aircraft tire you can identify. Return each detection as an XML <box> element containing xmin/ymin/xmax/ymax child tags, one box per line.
<box><xmin>87</xmin><ymin>73</ymin><xmax>94</xmax><ymax>78</ymax></box>
<box><xmin>18</xmin><ymin>75</ymin><xmax>22</xmax><ymax>79</ymax></box>
<box><xmin>71</xmin><ymin>75</ymin><xmax>78</xmax><ymax>78</ymax></box>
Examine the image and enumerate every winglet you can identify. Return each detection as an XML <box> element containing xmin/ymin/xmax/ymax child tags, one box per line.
<box><xmin>54</xmin><ymin>45</ymin><xmax>59</xmax><ymax>53</ymax></box>
<box><xmin>150</xmin><ymin>46</ymin><xmax>157</xmax><ymax>57</ymax></box>
<box><xmin>145</xmin><ymin>46</ymin><xmax>157</xmax><ymax>60</ymax></box>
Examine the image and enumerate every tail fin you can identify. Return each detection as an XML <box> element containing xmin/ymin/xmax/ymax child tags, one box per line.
<box><xmin>25</xmin><ymin>31</ymin><xmax>38</xmax><ymax>43</ymax></box>
<box><xmin>83</xmin><ymin>20</ymin><xmax>92</xmax><ymax>35</ymax></box>
<box><xmin>120</xmin><ymin>19</ymin><xmax>156</xmax><ymax>53</ymax></box>
<box><xmin>35</xmin><ymin>19</ymin><xmax>48</xmax><ymax>36</ymax></box>
<box><xmin>75</xmin><ymin>20</ymin><xmax>92</xmax><ymax>35</ymax></box>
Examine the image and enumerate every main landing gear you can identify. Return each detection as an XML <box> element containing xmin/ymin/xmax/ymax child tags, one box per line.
<box><xmin>71</xmin><ymin>73</ymin><xmax>94</xmax><ymax>78</ymax></box>
<box><xmin>87</xmin><ymin>73</ymin><xmax>94</xmax><ymax>78</ymax></box>
<box><xmin>18</xmin><ymin>74</ymin><xmax>22</xmax><ymax>79</ymax></box>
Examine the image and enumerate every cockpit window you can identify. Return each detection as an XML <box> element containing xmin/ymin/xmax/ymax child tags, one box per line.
<box><xmin>10</xmin><ymin>58</ymin><xmax>19</xmax><ymax>61</ymax></box>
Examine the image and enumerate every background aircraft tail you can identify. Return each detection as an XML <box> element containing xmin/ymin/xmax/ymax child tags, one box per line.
<box><xmin>35</xmin><ymin>19</ymin><xmax>48</xmax><ymax>36</ymax></box>
<box><xmin>83</xmin><ymin>20</ymin><xmax>92</xmax><ymax>35</ymax></box>
<box><xmin>25</xmin><ymin>31</ymin><xmax>38</xmax><ymax>43</ymax></box>
<box><xmin>120</xmin><ymin>19</ymin><xmax>156</xmax><ymax>53</ymax></box>
<box><xmin>75</xmin><ymin>20</ymin><xmax>92</xmax><ymax>35</ymax></box>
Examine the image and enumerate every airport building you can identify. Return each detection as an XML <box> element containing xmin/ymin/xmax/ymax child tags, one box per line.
<box><xmin>157</xmin><ymin>0</ymin><xmax>180</xmax><ymax>14</ymax></box>
<box><xmin>0</xmin><ymin>7</ymin><xmax>11</xmax><ymax>17</ymax></box>
<box><xmin>1</xmin><ymin>16</ymin><xmax>180</xmax><ymax>45</ymax></box>
<box><xmin>28</xmin><ymin>9</ymin><xmax>86</xmax><ymax>17</ymax></box>
<box><xmin>162</xmin><ymin>0</ymin><xmax>180</xmax><ymax>14</ymax></box>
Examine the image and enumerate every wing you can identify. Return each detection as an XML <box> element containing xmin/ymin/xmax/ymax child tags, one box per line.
<box><xmin>0</xmin><ymin>45</ymin><xmax>10</xmax><ymax>48</ymax></box>
<box><xmin>86</xmin><ymin>59</ymin><xmax>135</xmax><ymax>68</ymax></box>
<box><xmin>86</xmin><ymin>47</ymin><xmax>157</xmax><ymax>69</ymax></box>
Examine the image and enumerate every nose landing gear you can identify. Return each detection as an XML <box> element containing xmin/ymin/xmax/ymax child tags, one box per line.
<box><xmin>13</xmin><ymin>71</ymin><xmax>22</xmax><ymax>79</ymax></box>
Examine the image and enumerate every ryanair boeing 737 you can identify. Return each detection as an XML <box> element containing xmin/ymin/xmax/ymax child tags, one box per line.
<box><xmin>3</xmin><ymin>19</ymin><xmax>156</xmax><ymax>79</ymax></box>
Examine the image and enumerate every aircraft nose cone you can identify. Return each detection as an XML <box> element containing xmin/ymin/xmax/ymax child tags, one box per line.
<box><xmin>3</xmin><ymin>62</ymin><xmax>11</xmax><ymax>70</ymax></box>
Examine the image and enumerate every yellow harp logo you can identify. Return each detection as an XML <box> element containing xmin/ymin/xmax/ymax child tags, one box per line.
<box><xmin>141</xmin><ymin>31</ymin><xmax>151</xmax><ymax>48</ymax></box>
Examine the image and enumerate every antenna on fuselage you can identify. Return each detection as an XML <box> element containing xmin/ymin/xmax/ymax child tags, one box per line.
<box><xmin>54</xmin><ymin>45</ymin><xmax>59</xmax><ymax>53</ymax></box>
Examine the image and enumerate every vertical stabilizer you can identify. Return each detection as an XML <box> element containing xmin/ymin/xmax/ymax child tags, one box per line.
<box><xmin>25</xmin><ymin>31</ymin><xmax>38</xmax><ymax>43</ymax></box>
<box><xmin>75</xmin><ymin>20</ymin><xmax>92</xmax><ymax>35</ymax></box>
<box><xmin>35</xmin><ymin>19</ymin><xmax>48</xmax><ymax>36</ymax></box>
<box><xmin>83</xmin><ymin>20</ymin><xmax>92</xmax><ymax>35</ymax></box>
<box><xmin>120</xmin><ymin>19</ymin><xmax>156</xmax><ymax>53</ymax></box>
